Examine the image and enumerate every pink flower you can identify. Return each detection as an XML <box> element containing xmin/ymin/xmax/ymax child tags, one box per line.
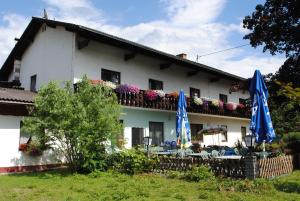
<box><xmin>145</xmin><ymin>90</ymin><xmax>158</xmax><ymax>101</ymax></box>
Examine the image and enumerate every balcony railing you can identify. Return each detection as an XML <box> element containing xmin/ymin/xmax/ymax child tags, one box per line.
<box><xmin>116</xmin><ymin>90</ymin><xmax>251</xmax><ymax>118</ymax></box>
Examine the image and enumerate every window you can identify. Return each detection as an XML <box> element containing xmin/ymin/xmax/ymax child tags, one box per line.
<box><xmin>19</xmin><ymin>121</ymin><xmax>31</xmax><ymax>148</ymax></box>
<box><xmin>239</xmin><ymin>98</ymin><xmax>246</xmax><ymax>105</ymax></box>
<box><xmin>190</xmin><ymin>88</ymin><xmax>200</xmax><ymax>98</ymax></box>
<box><xmin>241</xmin><ymin>126</ymin><xmax>246</xmax><ymax>141</ymax></box>
<box><xmin>221</xmin><ymin>125</ymin><xmax>228</xmax><ymax>142</ymax></box>
<box><xmin>219</xmin><ymin>94</ymin><xmax>228</xmax><ymax>103</ymax></box>
<box><xmin>149</xmin><ymin>122</ymin><xmax>164</xmax><ymax>146</ymax></box>
<box><xmin>190</xmin><ymin>124</ymin><xmax>203</xmax><ymax>141</ymax></box>
<box><xmin>132</xmin><ymin>127</ymin><xmax>144</xmax><ymax>147</ymax></box>
<box><xmin>30</xmin><ymin>74</ymin><xmax>37</xmax><ymax>92</ymax></box>
<box><xmin>101</xmin><ymin>68</ymin><xmax>120</xmax><ymax>84</ymax></box>
<box><xmin>149</xmin><ymin>79</ymin><xmax>163</xmax><ymax>90</ymax></box>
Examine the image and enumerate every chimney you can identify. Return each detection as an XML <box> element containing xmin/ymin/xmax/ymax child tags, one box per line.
<box><xmin>13</xmin><ymin>60</ymin><xmax>21</xmax><ymax>82</ymax></box>
<box><xmin>176</xmin><ymin>53</ymin><xmax>187</xmax><ymax>59</ymax></box>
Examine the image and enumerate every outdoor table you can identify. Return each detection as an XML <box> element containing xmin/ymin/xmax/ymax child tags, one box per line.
<box><xmin>214</xmin><ymin>155</ymin><xmax>242</xmax><ymax>160</ymax></box>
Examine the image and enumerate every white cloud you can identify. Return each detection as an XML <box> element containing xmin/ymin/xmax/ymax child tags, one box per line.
<box><xmin>0</xmin><ymin>0</ymin><xmax>284</xmax><ymax>78</ymax></box>
<box><xmin>0</xmin><ymin>14</ymin><xmax>28</xmax><ymax>65</ymax></box>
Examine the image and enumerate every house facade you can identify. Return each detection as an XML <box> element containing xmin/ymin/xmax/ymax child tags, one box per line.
<box><xmin>0</xmin><ymin>17</ymin><xmax>251</xmax><ymax>169</ymax></box>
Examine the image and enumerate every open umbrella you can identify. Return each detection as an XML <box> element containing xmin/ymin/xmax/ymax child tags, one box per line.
<box><xmin>249</xmin><ymin>70</ymin><xmax>276</xmax><ymax>143</ymax></box>
<box><xmin>176</xmin><ymin>90</ymin><xmax>191</xmax><ymax>149</ymax></box>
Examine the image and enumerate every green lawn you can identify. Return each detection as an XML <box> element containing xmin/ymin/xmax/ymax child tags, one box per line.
<box><xmin>0</xmin><ymin>170</ymin><xmax>300</xmax><ymax>201</ymax></box>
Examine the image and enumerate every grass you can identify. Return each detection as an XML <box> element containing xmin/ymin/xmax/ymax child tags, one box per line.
<box><xmin>0</xmin><ymin>170</ymin><xmax>300</xmax><ymax>201</ymax></box>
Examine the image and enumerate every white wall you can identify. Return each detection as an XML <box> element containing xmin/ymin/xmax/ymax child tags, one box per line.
<box><xmin>189</xmin><ymin>114</ymin><xmax>250</xmax><ymax>147</ymax></box>
<box><xmin>121</xmin><ymin>107</ymin><xmax>249</xmax><ymax>148</ymax></box>
<box><xmin>19</xmin><ymin>25</ymin><xmax>74</xmax><ymax>90</ymax></box>
<box><xmin>73</xmin><ymin>40</ymin><xmax>249</xmax><ymax>103</ymax></box>
<box><xmin>0</xmin><ymin>115</ymin><xmax>62</xmax><ymax>168</ymax></box>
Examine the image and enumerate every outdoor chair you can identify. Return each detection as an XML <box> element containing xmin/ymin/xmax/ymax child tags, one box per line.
<box><xmin>184</xmin><ymin>148</ymin><xmax>194</xmax><ymax>155</ymax></box>
<box><xmin>211</xmin><ymin>150</ymin><xmax>220</xmax><ymax>158</ymax></box>
<box><xmin>234</xmin><ymin>148</ymin><xmax>240</xmax><ymax>155</ymax></box>
<box><xmin>200</xmin><ymin>150</ymin><xmax>209</xmax><ymax>160</ymax></box>
<box><xmin>220</xmin><ymin>149</ymin><xmax>226</xmax><ymax>156</ymax></box>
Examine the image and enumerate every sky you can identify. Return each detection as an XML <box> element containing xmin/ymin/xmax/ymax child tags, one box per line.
<box><xmin>0</xmin><ymin>0</ymin><xmax>285</xmax><ymax>78</ymax></box>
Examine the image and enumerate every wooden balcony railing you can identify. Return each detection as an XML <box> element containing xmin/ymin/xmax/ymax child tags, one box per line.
<box><xmin>116</xmin><ymin>90</ymin><xmax>251</xmax><ymax>118</ymax></box>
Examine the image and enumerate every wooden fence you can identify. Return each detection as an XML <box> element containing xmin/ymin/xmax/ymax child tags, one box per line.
<box><xmin>257</xmin><ymin>155</ymin><xmax>293</xmax><ymax>179</ymax></box>
<box><xmin>154</xmin><ymin>157</ymin><xmax>245</xmax><ymax>179</ymax></box>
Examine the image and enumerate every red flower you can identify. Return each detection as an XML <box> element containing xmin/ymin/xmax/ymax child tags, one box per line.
<box><xmin>19</xmin><ymin>143</ymin><xmax>28</xmax><ymax>151</ymax></box>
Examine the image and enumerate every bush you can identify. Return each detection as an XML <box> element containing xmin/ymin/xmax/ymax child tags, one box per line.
<box><xmin>282</xmin><ymin>132</ymin><xmax>300</xmax><ymax>153</ymax></box>
<box><xmin>104</xmin><ymin>148</ymin><xmax>159</xmax><ymax>175</ymax></box>
<box><xmin>183</xmin><ymin>165</ymin><xmax>215</xmax><ymax>182</ymax></box>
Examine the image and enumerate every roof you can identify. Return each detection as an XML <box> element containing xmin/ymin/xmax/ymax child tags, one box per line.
<box><xmin>0</xmin><ymin>87</ymin><xmax>35</xmax><ymax>104</ymax></box>
<box><xmin>0</xmin><ymin>17</ymin><xmax>246</xmax><ymax>82</ymax></box>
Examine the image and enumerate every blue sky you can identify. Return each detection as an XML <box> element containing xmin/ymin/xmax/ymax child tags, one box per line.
<box><xmin>0</xmin><ymin>0</ymin><xmax>284</xmax><ymax>78</ymax></box>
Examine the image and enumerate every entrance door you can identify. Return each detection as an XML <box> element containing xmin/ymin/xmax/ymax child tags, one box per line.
<box><xmin>149</xmin><ymin>122</ymin><xmax>164</xmax><ymax>146</ymax></box>
<box><xmin>132</xmin><ymin>128</ymin><xmax>144</xmax><ymax>147</ymax></box>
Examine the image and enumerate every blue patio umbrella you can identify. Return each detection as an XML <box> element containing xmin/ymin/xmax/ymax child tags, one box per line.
<box><xmin>249</xmin><ymin>70</ymin><xmax>276</xmax><ymax>143</ymax></box>
<box><xmin>176</xmin><ymin>90</ymin><xmax>191</xmax><ymax>149</ymax></box>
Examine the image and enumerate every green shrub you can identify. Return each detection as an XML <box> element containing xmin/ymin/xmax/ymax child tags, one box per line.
<box><xmin>282</xmin><ymin>132</ymin><xmax>300</xmax><ymax>153</ymax></box>
<box><xmin>184</xmin><ymin>165</ymin><xmax>215</xmax><ymax>182</ymax></box>
<box><xmin>104</xmin><ymin>148</ymin><xmax>159</xmax><ymax>175</ymax></box>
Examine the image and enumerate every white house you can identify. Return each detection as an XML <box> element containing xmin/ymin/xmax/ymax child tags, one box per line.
<box><xmin>0</xmin><ymin>17</ymin><xmax>251</xmax><ymax>172</ymax></box>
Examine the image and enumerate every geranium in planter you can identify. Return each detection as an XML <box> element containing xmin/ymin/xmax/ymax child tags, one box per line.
<box><xmin>102</xmin><ymin>81</ymin><xmax>117</xmax><ymax>89</ymax></box>
<box><xmin>225</xmin><ymin>102</ymin><xmax>237</xmax><ymax>111</ymax></box>
<box><xmin>145</xmin><ymin>90</ymin><xmax>158</xmax><ymax>101</ymax></box>
<box><xmin>193</xmin><ymin>97</ymin><xmax>203</xmax><ymax>106</ymax></box>
<box><xmin>168</xmin><ymin>91</ymin><xmax>179</xmax><ymax>98</ymax></box>
<box><xmin>153</xmin><ymin>90</ymin><xmax>165</xmax><ymax>98</ymax></box>
<box><xmin>219</xmin><ymin>101</ymin><xmax>224</xmax><ymax>110</ymax></box>
<box><xmin>211</xmin><ymin>99</ymin><xmax>219</xmax><ymax>108</ymax></box>
<box><xmin>116</xmin><ymin>84</ymin><xmax>140</xmax><ymax>94</ymax></box>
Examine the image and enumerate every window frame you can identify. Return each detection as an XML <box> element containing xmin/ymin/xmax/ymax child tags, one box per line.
<box><xmin>190</xmin><ymin>87</ymin><xmax>200</xmax><ymax>98</ymax></box>
<box><xmin>149</xmin><ymin>121</ymin><xmax>164</xmax><ymax>146</ymax></box>
<box><xmin>148</xmin><ymin>79</ymin><xmax>163</xmax><ymax>90</ymax></box>
<box><xmin>30</xmin><ymin>74</ymin><xmax>37</xmax><ymax>92</ymax></box>
<box><xmin>219</xmin><ymin>94</ymin><xmax>228</xmax><ymax>104</ymax></box>
<box><xmin>190</xmin><ymin>123</ymin><xmax>204</xmax><ymax>141</ymax></box>
<box><xmin>101</xmin><ymin>68</ymin><xmax>121</xmax><ymax>84</ymax></box>
<box><xmin>221</xmin><ymin>125</ymin><xmax>228</xmax><ymax>142</ymax></box>
<box><xmin>241</xmin><ymin>126</ymin><xmax>246</xmax><ymax>141</ymax></box>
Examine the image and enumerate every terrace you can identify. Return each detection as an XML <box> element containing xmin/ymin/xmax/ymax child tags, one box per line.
<box><xmin>115</xmin><ymin>90</ymin><xmax>251</xmax><ymax>119</ymax></box>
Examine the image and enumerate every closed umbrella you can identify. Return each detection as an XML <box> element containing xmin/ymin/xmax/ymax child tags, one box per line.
<box><xmin>249</xmin><ymin>70</ymin><xmax>276</xmax><ymax>145</ymax></box>
<box><xmin>176</xmin><ymin>90</ymin><xmax>191</xmax><ymax>149</ymax></box>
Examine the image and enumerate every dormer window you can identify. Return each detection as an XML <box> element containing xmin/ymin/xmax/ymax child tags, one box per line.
<box><xmin>101</xmin><ymin>68</ymin><xmax>120</xmax><ymax>84</ymax></box>
<box><xmin>149</xmin><ymin>79</ymin><xmax>163</xmax><ymax>90</ymax></box>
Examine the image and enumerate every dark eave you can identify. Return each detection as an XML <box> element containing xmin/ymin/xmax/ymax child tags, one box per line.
<box><xmin>0</xmin><ymin>17</ymin><xmax>246</xmax><ymax>82</ymax></box>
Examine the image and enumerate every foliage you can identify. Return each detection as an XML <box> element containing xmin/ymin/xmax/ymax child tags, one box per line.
<box><xmin>115</xmin><ymin>84</ymin><xmax>140</xmax><ymax>94</ymax></box>
<box><xmin>22</xmin><ymin>76</ymin><xmax>122</xmax><ymax>172</ymax></box>
<box><xmin>104</xmin><ymin>148</ymin><xmax>159</xmax><ymax>175</ymax></box>
<box><xmin>193</xmin><ymin>97</ymin><xmax>203</xmax><ymax>105</ymax></box>
<box><xmin>145</xmin><ymin>90</ymin><xmax>158</xmax><ymax>101</ymax></box>
<box><xmin>244</xmin><ymin>0</ymin><xmax>300</xmax><ymax>135</ymax></box>
<box><xmin>153</xmin><ymin>90</ymin><xmax>165</xmax><ymax>98</ymax></box>
<box><xmin>243</xmin><ymin>0</ymin><xmax>299</xmax><ymax>57</ymax></box>
<box><xmin>225</xmin><ymin>102</ymin><xmax>237</xmax><ymax>111</ymax></box>
<box><xmin>183</xmin><ymin>165</ymin><xmax>215</xmax><ymax>182</ymax></box>
<box><xmin>1</xmin><ymin>170</ymin><xmax>300</xmax><ymax>201</ymax></box>
<box><xmin>282</xmin><ymin>132</ymin><xmax>300</xmax><ymax>153</ymax></box>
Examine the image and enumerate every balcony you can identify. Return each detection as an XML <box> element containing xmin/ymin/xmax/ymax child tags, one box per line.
<box><xmin>116</xmin><ymin>90</ymin><xmax>251</xmax><ymax>119</ymax></box>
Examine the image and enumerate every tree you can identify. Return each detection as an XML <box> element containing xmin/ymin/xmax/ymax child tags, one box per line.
<box><xmin>243</xmin><ymin>0</ymin><xmax>299</xmax><ymax>57</ymax></box>
<box><xmin>244</xmin><ymin>0</ymin><xmax>300</xmax><ymax>134</ymax></box>
<box><xmin>23</xmin><ymin>76</ymin><xmax>122</xmax><ymax>172</ymax></box>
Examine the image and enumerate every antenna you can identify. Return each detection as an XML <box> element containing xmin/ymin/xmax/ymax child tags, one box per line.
<box><xmin>43</xmin><ymin>9</ymin><xmax>48</xmax><ymax>19</ymax></box>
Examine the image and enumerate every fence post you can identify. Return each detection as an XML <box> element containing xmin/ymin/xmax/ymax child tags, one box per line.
<box><xmin>245</xmin><ymin>156</ymin><xmax>257</xmax><ymax>180</ymax></box>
